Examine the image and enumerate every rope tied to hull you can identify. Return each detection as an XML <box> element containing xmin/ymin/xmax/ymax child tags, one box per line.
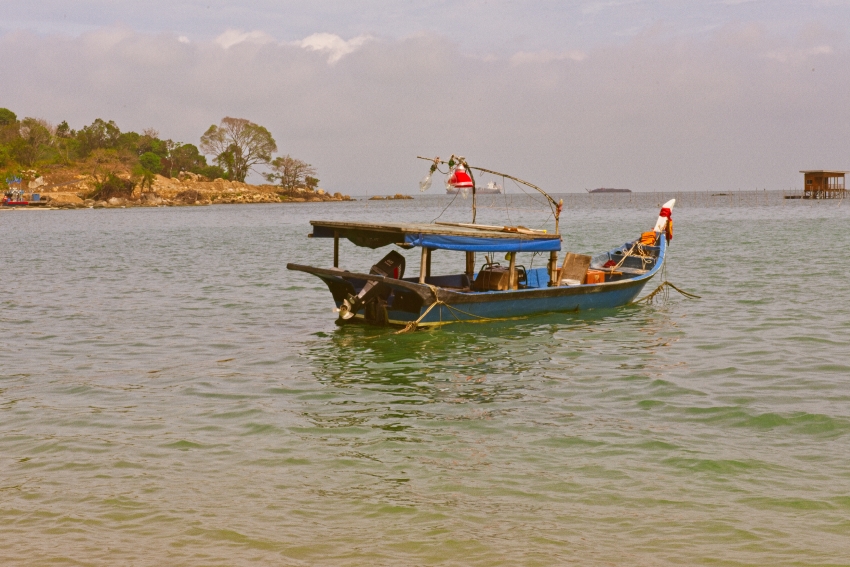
<box><xmin>633</xmin><ymin>281</ymin><xmax>700</xmax><ymax>304</ymax></box>
<box><xmin>395</xmin><ymin>284</ymin><xmax>496</xmax><ymax>334</ymax></box>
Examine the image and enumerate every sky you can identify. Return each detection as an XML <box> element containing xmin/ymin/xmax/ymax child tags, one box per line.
<box><xmin>1</xmin><ymin>0</ymin><xmax>849</xmax><ymax>194</ymax></box>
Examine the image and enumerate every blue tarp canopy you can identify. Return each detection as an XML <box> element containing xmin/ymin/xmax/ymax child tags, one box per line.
<box><xmin>403</xmin><ymin>233</ymin><xmax>559</xmax><ymax>252</ymax></box>
<box><xmin>310</xmin><ymin>220</ymin><xmax>561</xmax><ymax>252</ymax></box>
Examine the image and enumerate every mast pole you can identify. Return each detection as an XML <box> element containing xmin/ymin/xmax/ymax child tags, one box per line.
<box><xmin>466</xmin><ymin>160</ymin><xmax>477</xmax><ymax>224</ymax></box>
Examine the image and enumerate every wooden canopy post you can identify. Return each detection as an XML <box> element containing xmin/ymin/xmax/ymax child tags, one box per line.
<box><xmin>548</xmin><ymin>251</ymin><xmax>557</xmax><ymax>286</ymax></box>
<box><xmin>426</xmin><ymin>248</ymin><xmax>432</xmax><ymax>279</ymax></box>
<box><xmin>333</xmin><ymin>231</ymin><xmax>339</xmax><ymax>268</ymax></box>
<box><xmin>419</xmin><ymin>247</ymin><xmax>428</xmax><ymax>284</ymax></box>
<box><xmin>465</xmin><ymin>251</ymin><xmax>475</xmax><ymax>279</ymax></box>
<box><xmin>508</xmin><ymin>252</ymin><xmax>517</xmax><ymax>290</ymax></box>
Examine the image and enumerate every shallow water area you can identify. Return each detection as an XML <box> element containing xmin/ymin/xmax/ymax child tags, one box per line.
<box><xmin>2</xmin><ymin>195</ymin><xmax>849</xmax><ymax>565</ymax></box>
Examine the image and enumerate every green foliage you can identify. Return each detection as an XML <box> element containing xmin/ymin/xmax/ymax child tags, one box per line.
<box><xmin>196</xmin><ymin>165</ymin><xmax>228</xmax><ymax>180</ymax></box>
<box><xmin>0</xmin><ymin>112</ymin><xmax>290</xmax><ymax>192</ymax></box>
<box><xmin>305</xmin><ymin>176</ymin><xmax>319</xmax><ymax>189</ymax></box>
<box><xmin>139</xmin><ymin>152</ymin><xmax>162</xmax><ymax>174</ymax></box>
<box><xmin>56</xmin><ymin>121</ymin><xmax>73</xmax><ymax>138</ymax></box>
<box><xmin>132</xmin><ymin>134</ymin><xmax>168</xmax><ymax>158</ymax></box>
<box><xmin>0</xmin><ymin>146</ymin><xmax>12</xmax><ymax>168</ymax></box>
<box><xmin>76</xmin><ymin>118</ymin><xmax>121</xmax><ymax>156</ymax></box>
<box><xmin>14</xmin><ymin>118</ymin><xmax>53</xmax><ymax>167</ymax></box>
<box><xmin>200</xmin><ymin>117</ymin><xmax>276</xmax><ymax>182</ymax></box>
<box><xmin>55</xmin><ymin>136</ymin><xmax>80</xmax><ymax>164</ymax></box>
<box><xmin>133</xmin><ymin>164</ymin><xmax>156</xmax><ymax>192</ymax></box>
<box><xmin>118</xmin><ymin>131</ymin><xmax>141</xmax><ymax>152</ymax></box>
<box><xmin>0</xmin><ymin>108</ymin><xmax>16</xmax><ymax>126</ymax></box>
<box><xmin>168</xmin><ymin>143</ymin><xmax>206</xmax><ymax>175</ymax></box>
<box><xmin>87</xmin><ymin>173</ymin><xmax>135</xmax><ymax>201</ymax></box>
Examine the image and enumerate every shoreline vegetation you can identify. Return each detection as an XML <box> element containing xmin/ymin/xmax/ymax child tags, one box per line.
<box><xmin>0</xmin><ymin>108</ymin><xmax>357</xmax><ymax>209</ymax></box>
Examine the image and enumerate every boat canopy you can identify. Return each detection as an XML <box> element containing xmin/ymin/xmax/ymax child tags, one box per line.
<box><xmin>310</xmin><ymin>221</ymin><xmax>561</xmax><ymax>252</ymax></box>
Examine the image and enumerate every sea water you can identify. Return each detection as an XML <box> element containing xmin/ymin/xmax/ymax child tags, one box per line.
<box><xmin>1</xmin><ymin>195</ymin><xmax>849</xmax><ymax>565</ymax></box>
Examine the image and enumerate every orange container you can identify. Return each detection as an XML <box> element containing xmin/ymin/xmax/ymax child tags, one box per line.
<box><xmin>586</xmin><ymin>270</ymin><xmax>605</xmax><ymax>284</ymax></box>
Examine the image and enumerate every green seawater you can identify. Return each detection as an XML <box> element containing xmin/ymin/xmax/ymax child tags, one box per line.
<box><xmin>1</xmin><ymin>195</ymin><xmax>849</xmax><ymax>565</ymax></box>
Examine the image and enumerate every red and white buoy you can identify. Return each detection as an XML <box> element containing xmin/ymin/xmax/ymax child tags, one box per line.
<box><xmin>447</xmin><ymin>164</ymin><xmax>473</xmax><ymax>189</ymax></box>
<box><xmin>653</xmin><ymin>198</ymin><xmax>675</xmax><ymax>242</ymax></box>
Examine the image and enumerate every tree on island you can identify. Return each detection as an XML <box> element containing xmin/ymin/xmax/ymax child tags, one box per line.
<box><xmin>16</xmin><ymin>118</ymin><xmax>54</xmax><ymax>167</ymax></box>
<box><xmin>0</xmin><ymin>108</ymin><xmax>333</xmax><ymax>204</ymax></box>
<box><xmin>265</xmin><ymin>155</ymin><xmax>317</xmax><ymax>192</ymax></box>
<box><xmin>0</xmin><ymin>108</ymin><xmax>17</xmax><ymax>126</ymax></box>
<box><xmin>200</xmin><ymin>117</ymin><xmax>276</xmax><ymax>182</ymax></box>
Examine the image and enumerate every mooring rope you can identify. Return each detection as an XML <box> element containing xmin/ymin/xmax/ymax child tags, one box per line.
<box><xmin>632</xmin><ymin>281</ymin><xmax>701</xmax><ymax>304</ymax></box>
<box><xmin>395</xmin><ymin>285</ymin><xmax>496</xmax><ymax>334</ymax></box>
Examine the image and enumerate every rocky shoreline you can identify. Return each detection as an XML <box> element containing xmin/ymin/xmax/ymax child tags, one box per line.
<box><xmin>11</xmin><ymin>172</ymin><xmax>355</xmax><ymax>209</ymax></box>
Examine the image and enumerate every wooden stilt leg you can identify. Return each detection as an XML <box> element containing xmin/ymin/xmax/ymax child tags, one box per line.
<box><xmin>333</xmin><ymin>231</ymin><xmax>339</xmax><ymax>268</ymax></box>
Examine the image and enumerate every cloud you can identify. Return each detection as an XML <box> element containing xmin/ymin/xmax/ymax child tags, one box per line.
<box><xmin>1</xmin><ymin>25</ymin><xmax>848</xmax><ymax>194</ymax></box>
<box><xmin>213</xmin><ymin>30</ymin><xmax>372</xmax><ymax>63</ymax></box>
<box><xmin>510</xmin><ymin>49</ymin><xmax>587</xmax><ymax>64</ymax></box>
<box><xmin>763</xmin><ymin>44</ymin><xmax>834</xmax><ymax>63</ymax></box>
<box><xmin>297</xmin><ymin>33</ymin><xmax>374</xmax><ymax>64</ymax></box>
<box><xmin>215</xmin><ymin>29</ymin><xmax>275</xmax><ymax>49</ymax></box>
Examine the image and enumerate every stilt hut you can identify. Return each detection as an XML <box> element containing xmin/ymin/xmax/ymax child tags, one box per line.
<box><xmin>800</xmin><ymin>170</ymin><xmax>847</xmax><ymax>199</ymax></box>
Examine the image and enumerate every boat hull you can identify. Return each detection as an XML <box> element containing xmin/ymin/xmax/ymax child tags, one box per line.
<box><xmin>385</xmin><ymin>278</ymin><xmax>650</xmax><ymax>325</ymax></box>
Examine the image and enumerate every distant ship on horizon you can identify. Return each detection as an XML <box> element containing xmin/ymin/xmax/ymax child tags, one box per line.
<box><xmin>587</xmin><ymin>187</ymin><xmax>632</xmax><ymax>194</ymax></box>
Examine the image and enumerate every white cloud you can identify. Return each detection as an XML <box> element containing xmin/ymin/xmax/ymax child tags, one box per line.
<box><xmin>178</xmin><ymin>35</ymin><xmax>190</xmax><ymax>44</ymax></box>
<box><xmin>763</xmin><ymin>44</ymin><xmax>834</xmax><ymax>63</ymax></box>
<box><xmin>297</xmin><ymin>33</ymin><xmax>373</xmax><ymax>64</ymax></box>
<box><xmin>215</xmin><ymin>29</ymin><xmax>275</xmax><ymax>49</ymax></box>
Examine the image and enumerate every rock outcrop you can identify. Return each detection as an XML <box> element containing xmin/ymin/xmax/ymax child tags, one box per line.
<box><xmin>19</xmin><ymin>171</ymin><xmax>353</xmax><ymax>209</ymax></box>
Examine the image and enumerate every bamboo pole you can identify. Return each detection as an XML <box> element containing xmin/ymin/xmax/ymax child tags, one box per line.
<box><xmin>419</xmin><ymin>247</ymin><xmax>428</xmax><ymax>284</ymax></box>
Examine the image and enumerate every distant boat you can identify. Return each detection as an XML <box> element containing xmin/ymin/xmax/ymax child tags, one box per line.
<box><xmin>587</xmin><ymin>188</ymin><xmax>631</xmax><ymax>194</ymax></box>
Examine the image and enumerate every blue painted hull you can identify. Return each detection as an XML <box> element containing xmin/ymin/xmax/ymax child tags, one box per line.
<box><xmin>387</xmin><ymin>278</ymin><xmax>651</xmax><ymax>326</ymax></box>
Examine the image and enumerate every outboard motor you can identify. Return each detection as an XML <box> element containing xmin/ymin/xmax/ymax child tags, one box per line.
<box><xmin>338</xmin><ymin>250</ymin><xmax>406</xmax><ymax>320</ymax></box>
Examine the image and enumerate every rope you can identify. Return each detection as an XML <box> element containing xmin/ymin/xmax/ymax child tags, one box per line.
<box><xmin>632</xmin><ymin>281</ymin><xmax>701</xmax><ymax>304</ymax></box>
<box><xmin>395</xmin><ymin>285</ymin><xmax>496</xmax><ymax>334</ymax></box>
<box><xmin>631</xmin><ymin>247</ymin><xmax>699</xmax><ymax>304</ymax></box>
<box><xmin>432</xmin><ymin>188</ymin><xmax>462</xmax><ymax>223</ymax></box>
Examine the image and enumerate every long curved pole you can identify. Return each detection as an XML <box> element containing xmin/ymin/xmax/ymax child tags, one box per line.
<box><xmin>416</xmin><ymin>156</ymin><xmax>562</xmax><ymax>234</ymax></box>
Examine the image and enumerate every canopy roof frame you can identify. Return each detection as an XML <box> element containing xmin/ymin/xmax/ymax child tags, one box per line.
<box><xmin>310</xmin><ymin>220</ymin><xmax>562</xmax><ymax>253</ymax></box>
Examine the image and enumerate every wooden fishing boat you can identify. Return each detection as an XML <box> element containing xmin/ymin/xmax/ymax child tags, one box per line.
<box><xmin>287</xmin><ymin>157</ymin><xmax>675</xmax><ymax>329</ymax></box>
